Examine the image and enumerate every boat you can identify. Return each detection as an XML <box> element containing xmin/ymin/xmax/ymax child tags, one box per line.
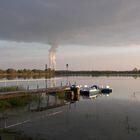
<box><xmin>80</xmin><ymin>85</ymin><xmax>100</xmax><ymax>98</ymax></box>
<box><xmin>100</xmin><ymin>86</ymin><xmax>112</xmax><ymax>94</ymax></box>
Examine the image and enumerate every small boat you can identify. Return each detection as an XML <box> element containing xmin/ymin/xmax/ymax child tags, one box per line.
<box><xmin>80</xmin><ymin>85</ymin><xmax>100</xmax><ymax>98</ymax></box>
<box><xmin>101</xmin><ymin>85</ymin><xmax>112</xmax><ymax>94</ymax></box>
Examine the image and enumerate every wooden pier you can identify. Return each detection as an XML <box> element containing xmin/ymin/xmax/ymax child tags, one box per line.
<box><xmin>0</xmin><ymin>86</ymin><xmax>71</xmax><ymax>100</ymax></box>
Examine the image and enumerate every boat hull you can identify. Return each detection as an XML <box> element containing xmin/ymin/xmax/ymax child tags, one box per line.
<box><xmin>80</xmin><ymin>89</ymin><xmax>100</xmax><ymax>98</ymax></box>
<box><xmin>101</xmin><ymin>88</ymin><xmax>112</xmax><ymax>94</ymax></box>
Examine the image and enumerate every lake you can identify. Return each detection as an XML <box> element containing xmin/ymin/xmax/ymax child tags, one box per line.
<box><xmin>1</xmin><ymin>76</ymin><xmax>140</xmax><ymax>140</ymax></box>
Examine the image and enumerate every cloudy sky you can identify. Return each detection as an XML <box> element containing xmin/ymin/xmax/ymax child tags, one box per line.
<box><xmin>0</xmin><ymin>0</ymin><xmax>140</xmax><ymax>70</ymax></box>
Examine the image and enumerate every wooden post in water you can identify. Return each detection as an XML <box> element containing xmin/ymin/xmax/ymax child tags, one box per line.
<box><xmin>66</xmin><ymin>64</ymin><xmax>69</xmax><ymax>85</ymax></box>
<box><xmin>16</xmin><ymin>80</ymin><xmax>19</xmax><ymax>91</ymax></box>
<box><xmin>74</xmin><ymin>87</ymin><xmax>80</xmax><ymax>101</ymax></box>
<box><xmin>67</xmin><ymin>90</ymin><xmax>74</xmax><ymax>100</ymax></box>
<box><xmin>46</xmin><ymin>94</ymin><xmax>50</xmax><ymax>107</ymax></box>
<box><xmin>71</xmin><ymin>86</ymin><xmax>80</xmax><ymax>101</ymax></box>
<box><xmin>37</xmin><ymin>80</ymin><xmax>39</xmax><ymax>91</ymax></box>
<box><xmin>61</xmin><ymin>81</ymin><xmax>63</xmax><ymax>87</ymax></box>
<box><xmin>27</xmin><ymin>80</ymin><xmax>29</xmax><ymax>91</ymax></box>
<box><xmin>45</xmin><ymin>78</ymin><xmax>47</xmax><ymax>89</ymax></box>
<box><xmin>27</xmin><ymin>85</ymin><xmax>29</xmax><ymax>91</ymax></box>
<box><xmin>37</xmin><ymin>84</ymin><xmax>39</xmax><ymax>91</ymax></box>
<box><xmin>37</xmin><ymin>94</ymin><xmax>41</xmax><ymax>110</ymax></box>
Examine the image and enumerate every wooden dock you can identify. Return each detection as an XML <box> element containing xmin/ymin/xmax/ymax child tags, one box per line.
<box><xmin>0</xmin><ymin>86</ymin><xmax>71</xmax><ymax>100</ymax></box>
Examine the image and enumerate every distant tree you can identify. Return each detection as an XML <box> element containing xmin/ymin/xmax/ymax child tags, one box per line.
<box><xmin>0</xmin><ymin>69</ymin><xmax>4</xmax><ymax>74</ymax></box>
<box><xmin>132</xmin><ymin>68</ymin><xmax>138</xmax><ymax>71</ymax></box>
<box><xmin>32</xmin><ymin>69</ymin><xmax>42</xmax><ymax>73</ymax></box>
<box><xmin>6</xmin><ymin>68</ymin><xmax>17</xmax><ymax>75</ymax></box>
<box><xmin>17</xmin><ymin>69</ymin><xmax>23</xmax><ymax>73</ymax></box>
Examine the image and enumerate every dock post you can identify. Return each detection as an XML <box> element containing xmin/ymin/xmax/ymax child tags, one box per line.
<box><xmin>67</xmin><ymin>91</ymin><xmax>74</xmax><ymax>100</ymax></box>
<box><xmin>74</xmin><ymin>87</ymin><xmax>80</xmax><ymax>101</ymax></box>
<box><xmin>27</xmin><ymin>80</ymin><xmax>29</xmax><ymax>91</ymax></box>
<box><xmin>37</xmin><ymin>84</ymin><xmax>39</xmax><ymax>91</ymax></box>
<box><xmin>27</xmin><ymin>85</ymin><xmax>29</xmax><ymax>91</ymax></box>
<box><xmin>45</xmin><ymin>78</ymin><xmax>47</xmax><ymax>89</ymax></box>
<box><xmin>16</xmin><ymin>86</ymin><xmax>18</xmax><ymax>91</ymax></box>
<box><xmin>71</xmin><ymin>86</ymin><xmax>80</xmax><ymax>101</ymax></box>
<box><xmin>46</xmin><ymin>94</ymin><xmax>49</xmax><ymax>107</ymax></box>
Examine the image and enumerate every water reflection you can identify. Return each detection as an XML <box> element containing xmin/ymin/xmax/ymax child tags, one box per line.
<box><xmin>80</xmin><ymin>91</ymin><xmax>111</xmax><ymax>101</ymax></box>
<box><xmin>0</xmin><ymin>91</ymin><xmax>80</xmax><ymax>130</ymax></box>
<box><xmin>1</xmin><ymin>76</ymin><xmax>140</xmax><ymax>140</ymax></box>
<box><xmin>0</xmin><ymin>90</ymin><xmax>111</xmax><ymax>131</ymax></box>
<box><xmin>29</xmin><ymin>93</ymin><xmax>67</xmax><ymax>112</ymax></box>
<box><xmin>0</xmin><ymin>78</ymin><xmax>61</xmax><ymax>90</ymax></box>
<box><xmin>124</xmin><ymin>116</ymin><xmax>138</xmax><ymax>134</ymax></box>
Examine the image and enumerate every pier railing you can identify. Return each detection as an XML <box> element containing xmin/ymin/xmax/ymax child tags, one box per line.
<box><xmin>0</xmin><ymin>78</ymin><xmax>72</xmax><ymax>99</ymax></box>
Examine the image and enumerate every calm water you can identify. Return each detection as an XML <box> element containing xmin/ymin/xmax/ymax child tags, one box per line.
<box><xmin>1</xmin><ymin>76</ymin><xmax>140</xmax><ymax>140</ymax></box>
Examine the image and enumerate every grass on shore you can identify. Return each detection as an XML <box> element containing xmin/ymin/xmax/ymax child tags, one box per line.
<box><xmin>0</xmin><ymin>96</ymin><xmax>31</xmax><ymax>112</ymax></box>
<box><xmin>0</xmin><ymin>86</ymin><xmax>25</xmax><ymax>92</ymax></box>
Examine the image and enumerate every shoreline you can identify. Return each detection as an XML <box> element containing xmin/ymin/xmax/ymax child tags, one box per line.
<box><xmin>0</xmin><ymin>70</ymin><xmax>140</xmax><ymax>79</ymax></box>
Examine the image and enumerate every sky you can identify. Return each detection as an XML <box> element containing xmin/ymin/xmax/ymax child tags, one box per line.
<box><xmin>0</xmin><ymin>0</ymin><xmax>140</xmax><ymax>70</ymax></box>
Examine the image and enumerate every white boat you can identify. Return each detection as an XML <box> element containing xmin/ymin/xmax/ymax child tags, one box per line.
<box><xmin>80</xmin><ymin>85</ymin><xmax>100</xmax><ymax>98</ymax></box>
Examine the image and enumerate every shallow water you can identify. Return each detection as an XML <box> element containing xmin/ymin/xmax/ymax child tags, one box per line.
<box><xmin>1</xmin><ymin>76</ymin><xmax>140</xmax><ymax>140</ymax></box>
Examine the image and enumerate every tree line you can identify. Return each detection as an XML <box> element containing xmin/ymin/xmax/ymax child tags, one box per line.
<box><xmin>0</xmin><ymin>68</ymin><xmax>55</xmax><ymax>79</ymax></box>
<box><xmin>55</xmin><ymin>68</ymin><xmax>140</xmax><ymax>76</ymax></box>
<box><xmin>0</xmin><ymin>68</ymin><xmax>140</xmax><ymax>79</ymax></box>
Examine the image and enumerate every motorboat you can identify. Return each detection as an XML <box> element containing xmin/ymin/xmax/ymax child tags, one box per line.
<box><xmin>80</xmin><ymin>85</ymin><xmax>100</xmax><ymax>98</ymax></box>
<box><xmin>100</xmin><ymin>85</ymin><xmax>112</xmax><ymax>94</ymax></box>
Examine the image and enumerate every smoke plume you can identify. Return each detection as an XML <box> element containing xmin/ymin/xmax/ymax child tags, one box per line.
<box><xmin>49</xmin><ymin>43</ymin><xmax>58</xmax><ymax>70</ymax></box>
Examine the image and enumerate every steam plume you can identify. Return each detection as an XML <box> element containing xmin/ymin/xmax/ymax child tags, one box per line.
<box><xmin>49</xmin><ymin>43</ymin><xmax>58</xmax><ymax>70</ymax></box>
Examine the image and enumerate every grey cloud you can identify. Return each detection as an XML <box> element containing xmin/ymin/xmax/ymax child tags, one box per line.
<box><xmin>0</xmin><ymin>0</ymin><xmax>140</xmax><ymax>46</ymax></box>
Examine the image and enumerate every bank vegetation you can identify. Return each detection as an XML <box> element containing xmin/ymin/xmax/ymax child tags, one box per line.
<box><xmin>1</xmin><ymin>68</ymin><xmax>140</xmax><ymax>79</ymax></box>
<box><xmin>0</xmin><ymin>68</ymin><xmax>55</xmax><ymax>79</ymax></box>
